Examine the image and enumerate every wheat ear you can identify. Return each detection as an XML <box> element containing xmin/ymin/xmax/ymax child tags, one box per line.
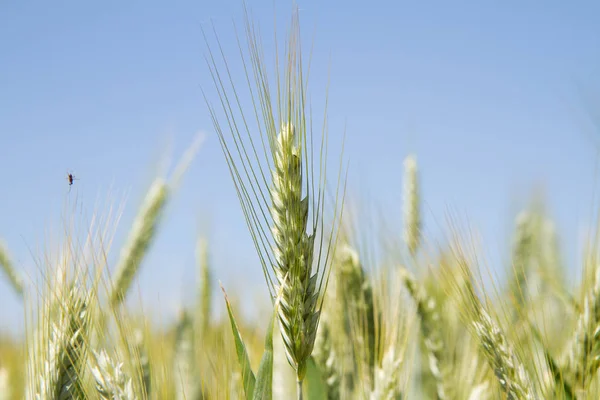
<box><xmin>403</xmin><ymin>155</ymin><xmax>421</xmax><ymax>258</ymax></box>
<box><xmin>203</xmin><ymin>8</ymin><xmax>345</xmax><ymax>397</ymax></box>
<box><xmin>174</xmin><ymin>310</ymin><xmax>202</xmax><ymax>400</ymax></box>
<box><xmin>400</xmin><ymin>268</ymin><xmax>448</xmax><ymax>400</ymax></box>
<box><xmin>566</xmin><ymin>265</ymin><xmax>600</xmax><ymax>389</ymax></box>
<box><xmin>195</xmin><ymin>237</ymin><xmax>211</xmax><ymax>339</ymax></box>
<box><xmin>28</xmin><ymin>285</ymin><xmax>92</xmax><ymax>399</ymax></box>
<box><xmin>462</xmin><ymin>281</ymin><xmax>536</xmax><ymax>400</ymax></box>
<box><xmin>0</xmin><ymin>239</ymin><xmax>24</xmax><ymax>297</ymax></box>
<box><xmin>110</xmin><ymin>179</ymin><xmax>168</xmax><ymax>307</ymax></box>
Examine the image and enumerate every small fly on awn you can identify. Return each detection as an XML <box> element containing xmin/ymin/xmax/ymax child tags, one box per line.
<box><xmin>66</xmin><ymin>171</ymin><xmax>79</xmax><ymax>192</ymax></box>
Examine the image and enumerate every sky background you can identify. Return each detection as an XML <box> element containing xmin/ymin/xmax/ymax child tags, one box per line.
<box><xmin>1</xmin><ymin>1</ymin><xmax>600</xmax><ymax>334</ymax></box>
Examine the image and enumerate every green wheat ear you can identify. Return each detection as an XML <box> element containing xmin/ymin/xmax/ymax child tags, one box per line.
<box><xmin>203</xmin><ymin>6</ymin><xmax>346</xmax><ymax>397</ymax></box>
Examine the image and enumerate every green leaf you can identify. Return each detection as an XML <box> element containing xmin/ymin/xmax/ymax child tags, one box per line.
<box><xmin>252</xmin><ymin>311</ymin><xmax>275</xmax><ymax>400</ymax></box>
<box><xmin>303</xmin><ymin>356</ymin><xmax>327</xmax><ymax>400</ymax></box>
<box><xmin>221</xmin><ymin>283</ymin><xmax>256</xmax><ymax>399</ymax></box>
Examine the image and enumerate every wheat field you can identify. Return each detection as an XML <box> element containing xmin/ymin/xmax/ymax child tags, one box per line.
<box><xmin>1</xmin><ymin>5</ymin><xmax>599</xmax><ymax>400</ymax></box>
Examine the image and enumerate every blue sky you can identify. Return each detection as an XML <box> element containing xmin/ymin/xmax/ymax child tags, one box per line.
<box><xmin>1</xmin><ymin>1</ymin><xmax>600</xmax><ymax>334</ymax></box>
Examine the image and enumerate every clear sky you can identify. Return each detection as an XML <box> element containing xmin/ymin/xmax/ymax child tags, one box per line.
<box><xmin>1</xmin><ymin>1</ymin><xmax>600</xmax><ymax>334</ymax></box>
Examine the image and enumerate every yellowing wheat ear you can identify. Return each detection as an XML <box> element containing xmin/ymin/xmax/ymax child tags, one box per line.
<box><xmin>203</xmin><ymin>7</ymin><xmax>345</xmax><ymax>398</ymax></box>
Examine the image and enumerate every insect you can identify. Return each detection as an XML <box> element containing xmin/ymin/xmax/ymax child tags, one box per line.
<box><xmin>66</xmin><ymin>171</ymin><xmax>79</xmax><ymax>191</ymax></box>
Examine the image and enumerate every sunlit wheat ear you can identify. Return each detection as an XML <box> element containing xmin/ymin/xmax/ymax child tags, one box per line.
<box><xmin>110</xmin><ymin>134</ymin><xmax>202</xmax><ymax>308</ymax></box>
<box><xmin>90</xmin><ymin>349</ymin><xmax>135</xmax><ymax>400</ymax></box>
<box><xmin>27</xmin><ymin>285</ymin><xmax>92</xmax><ymax>400</ymax></box>
<box><xmin>403</xmin><ymin>155</ymin><xmax>421</xmax><ymax>258</ymax></box>
<box><xmin>131</xmin><ymin>329</ymin><xmax>152</xmax><ymax>398</ymax></box>
<box><xmin>0</xmin><ymin>239</ymin><xmax>24</xmax><ymax>297</ymax></box>
<box><xmin>313</xmin><ymin>319</ymin><xmax>341</xmax><ymax>398</ymax></box>
<box><xmin>203</xmin><ymin>7</ymin><xmax>345</xmax><ymax>393</ymax></box>
<box><xmin>400</xmin><ymin>268</ymin><xmax>448</xmax><ymax>400</ymax></box>
<box><xmin>110</xmin><ymin>179</ymin><xmax>168</xmax><ymax>307</ymax></box>
<box><xmin>270</xmin><ymin>122</ymin><xmax>321</xmax><ymax>382</ymax></box>
<box><xmin>509</xmin><ymin>211</ymin><xmax>536</xmax><ymax>310</ymax></box>
<box><xmin>370</xmin><ymin>345</ymin><xmax>404</xmax><ymax>400</ymax></box>
<box><xmin>174</xmin><ymin>310</ymin><xmax>201</xmax><ymax>400</ymax></box>
<box><xmin>457</xmin><ymin>274</ymin><xmax>536</xmax><ymax>400</ymax></box>
<box><xmin>336</xmin><ymin>242</ymin><xmax>375</xmax><ymax>388</ymax></box>
<box><xmin>566</xmin><ymin>265</ymin><xmax>600</xmax><ymax>389</ymax></box>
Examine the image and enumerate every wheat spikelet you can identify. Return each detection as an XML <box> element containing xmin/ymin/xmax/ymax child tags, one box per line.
<box><xmin>90</xmin><ymin>349</ymin><xmax>135</xmax><ymax>400</ymax></box>
<box><xmin>370</xmin><ymin>346</ymin><xmax>403</xmax><ymax>400</ymax></box>
<box><xmin>273</xmin><ymin>319</ymin><xmax>298</xmax><ymax>398</ymax></box>
<box><xmin>0</xmin><ymin>239</ymin><xmax>24</xmax><ymax>297</ymax></box>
